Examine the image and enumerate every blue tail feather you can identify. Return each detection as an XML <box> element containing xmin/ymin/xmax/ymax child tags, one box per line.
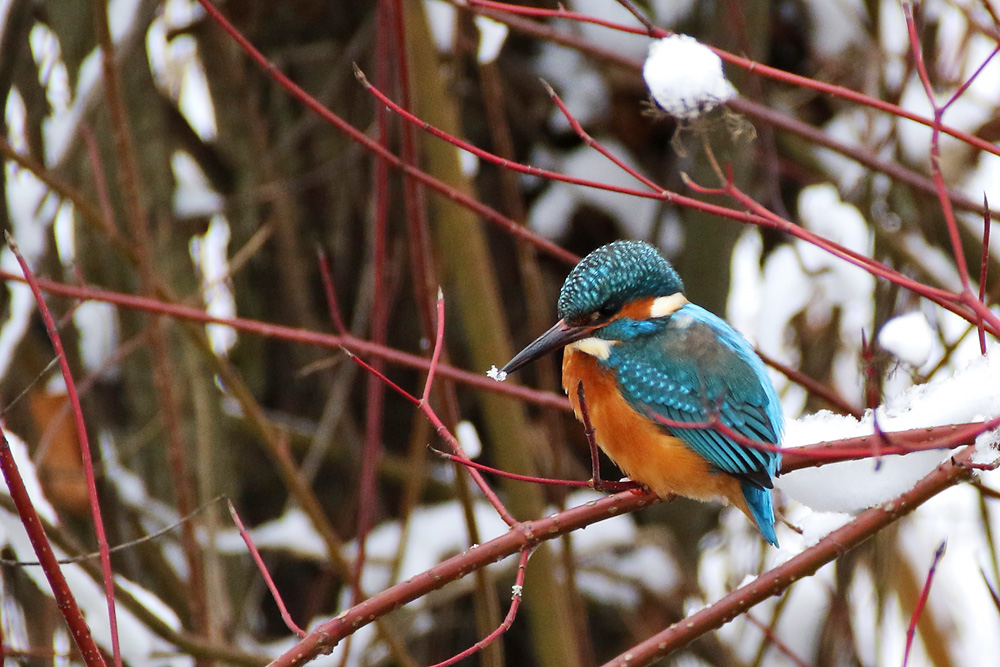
<box><xmin>740</xmin><ymin>480</ymin><xmax>778</xmax><ymax>547</ymax></box>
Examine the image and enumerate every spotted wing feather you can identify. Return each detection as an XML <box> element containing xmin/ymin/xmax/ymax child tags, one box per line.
<box><xmin>607</xmin><ymin>305</ymin><xmax>782</xmax><ymax>489</ymax></box>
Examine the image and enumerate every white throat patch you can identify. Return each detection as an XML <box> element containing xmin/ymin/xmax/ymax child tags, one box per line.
<box><xmin>568</xmin><ymin>337</ymin><xmax>616</xmax><ymax>360</ymax></box>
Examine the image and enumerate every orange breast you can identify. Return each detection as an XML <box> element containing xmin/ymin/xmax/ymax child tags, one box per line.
<box><xmin>562</xmin><ymin>348</ymin><xmax>749</xmax><ymax>514</ymax></box>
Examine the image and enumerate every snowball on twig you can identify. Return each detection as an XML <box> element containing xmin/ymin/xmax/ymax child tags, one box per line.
<box><xmin>642</xmin><ymin>34</ymin><xmax>737</xmax><ymax>120</ymax></box>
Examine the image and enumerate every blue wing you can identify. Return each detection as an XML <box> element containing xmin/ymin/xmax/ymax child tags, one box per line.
<box><xmin>602</xmin><ymin>305</ymin><xmax>782</xmax><ymax>545</ymax></box>
<box><xmin>604</xmin><ymin>304</ymin><xmax>783</xmax><ymax>487</ymax></box>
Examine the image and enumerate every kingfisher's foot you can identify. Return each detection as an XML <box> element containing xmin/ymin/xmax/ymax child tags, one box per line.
<box><xmin>624</xmin><ymin>478</ymin><xmax>650</xmax><ymax>496</ymax></box>
<box><xmin>589</xmin><ymin>477</ymin><xmax>641</xmax><ymax>493</ymax></box>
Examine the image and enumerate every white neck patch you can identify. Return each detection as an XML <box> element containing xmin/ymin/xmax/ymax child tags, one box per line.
<box><xmin>568</xmin><ymin>337</ymin><xmax>616</xmax><ymax>360</ymax></box>
<box><xmin>649</xmin><ymin>293</ymin><xmax>688</xmax><ymax>318</ymax></box>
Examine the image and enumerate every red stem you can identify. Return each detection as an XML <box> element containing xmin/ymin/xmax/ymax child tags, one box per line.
<box><xmin>602</xmin><ymin>449</ymin><xmax>976</xmax><ymax>667</ymax></box>
<box><xmin>345</xmin><ymin>349</ymin><xmax>517</xmax><ymax>526</ymax></box>
<box><xmin>351</xmin><ymin>0</ymin><xmax>397</xmax><ymax>615</ymax></box>
<box><xmin>316</xmin><ymin>248</ymin><xmax>348</xmax><ymax>334</ymax></box>
<box><xmin>228</xmin><ymin>500</ymin><xmax>306</xmax><ymax>637</ymax></box>
<box><xmin>463</xmin><ymin>0</ymin><xmax>1000</xmax><ymax>160</ymax></box>
<box><xmin>429</xmin><ymin>547</ymin><xmax>533</xmax><ymax>667</ymax></box>
<box><xmin>390</xmin><ymin>0</ymin><xmax>439</xmax><ymax>338</ymax></box>
<box><xmin>430</xmin><ymin>446</ymin><xmax>636</xmax><ymax>491</ymax></box>
<box><xmin>0</xmin><ymin>268</ymin><xmax>569</xmax><ymax>410</ymax></box>
<box><xmin>5</xmin><ymin>237</ymin><xmax>110</xmax><ymax>666</ymax></box>
<box><xmin>421</xmin><ymin>291</ymin><xmax>446</xmax><ymax>406</ymax></box>
<box><xmin>193</xmin><ymin>0</ymin><xmax>577</xmax><ymax>267</ymax></box>
<box><xmin>745</xmin><ymin>614</ymin><xmax>813</xmax><ymax>667</ymax></box>
<box><xmin>980</xmin><ymin>198</ymin><xmax>992</xmax><ymax>354</ymax></box>
<box><xmin>903</xmin><ymin>540</ymin><xmax>947</xmax><ymax>667</ymax></box>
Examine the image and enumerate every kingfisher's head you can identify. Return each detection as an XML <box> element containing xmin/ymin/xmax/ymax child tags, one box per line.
<box><xmin>502</xmin><ymin>241</ymin><xmax>686</xmax><ymax>375</ymax></box>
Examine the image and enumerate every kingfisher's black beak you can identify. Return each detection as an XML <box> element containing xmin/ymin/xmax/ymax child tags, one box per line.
<box><xmin>501</xmin><ymin>319</ymin><xmax>595</xmax><ymax>375</ymax></box>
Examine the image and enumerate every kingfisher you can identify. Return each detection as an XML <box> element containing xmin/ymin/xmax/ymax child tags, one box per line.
<box><xmin>500</xmin><ymin>240</ymin><xmax>783</xmax><ymax>545</ymax></box>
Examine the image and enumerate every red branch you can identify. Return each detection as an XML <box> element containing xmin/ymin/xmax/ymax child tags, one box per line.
<box><xmin>0</xmin><ymin>269</ymin><xmax>569</xmax><ymax>410</ymax></box>
<box><xmin>462</xmin><ymin>0</ymin><xmax>1000</xmax><ymax>160</ymax></box>
<box><xmin>429</xmin><ymin>547</ymin><xmax>532</xmax><ymax>667</ymax></box>
<box><xmin>0</xmin><ymin>424</ymin><xmax>106</xmax><ymax>666</ymax></box>
<box><xmin>7</xmin><ymin>235</ymin><xmax>118</xmax><ymax>662</ymax></box>
<box><xmin>265</xmin><ymin>444</ymin><xmax>984</xmax><ymax>667</ymax></box>
<box><xmin>903</xmin><ymin>540</ymin><xmax>947</xmax><ymax>667</ymax></box>
<box><xmin>192</xmin><ymin>0</ymin><xmax>578</xmax><ymax>267</ymax></box>
<box><xmin>228</xmin><ymin>500</ymin><xmax>305</xmax><ymax>637</ymax></box>
<box><xmin>601</xmin><ymin>448</ymin><xmax>979</xmax><ymax>666</ymax></box>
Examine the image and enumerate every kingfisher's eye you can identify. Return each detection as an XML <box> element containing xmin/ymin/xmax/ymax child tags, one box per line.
<box><xmin>598</xmin><ymin>302</ymin><xmax>621</xmax><ymax>319</ymax></box>
<box><xmin>567</xmin><ymin>302</ymin><xmax>620</xmax><ymax>328</ymax></box>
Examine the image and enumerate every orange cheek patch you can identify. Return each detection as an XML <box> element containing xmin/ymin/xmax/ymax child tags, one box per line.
<box><xmin>617</xmin><ymin>297</ymin><xmax>658</xmax><ymax>321</ymax></box>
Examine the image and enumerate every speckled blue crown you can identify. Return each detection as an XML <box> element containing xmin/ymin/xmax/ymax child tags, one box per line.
<box><xmin>557</xmin><ymin>241</ymin><xmax>685</xmax><ymax>320</ymax></box>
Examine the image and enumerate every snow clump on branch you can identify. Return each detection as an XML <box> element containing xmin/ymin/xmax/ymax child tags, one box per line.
<box><xmin>642</xmin><ymin>34</ymin><xmax>737</xmax><ymax>120</ymax></box>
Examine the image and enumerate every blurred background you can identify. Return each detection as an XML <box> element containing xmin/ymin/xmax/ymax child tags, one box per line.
<box><xmin>2</xmin><ymin>0</ymin><xmax>1000</xmax><ymax>665</ymax></box>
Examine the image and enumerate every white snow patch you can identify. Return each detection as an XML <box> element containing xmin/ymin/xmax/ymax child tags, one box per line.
<box><xmin>116</xmin><ymin>575</ymin><xmax>182</xmax><ymax>632</ymax></box>
<box><xmin>535</xmin><ymin>45</ymin><xmax>609</xmax><ymax>131</ymax></box>
<box><xmin>216</xmin><ymin>507</ymin><xmax>326</xmax><ymax>560</ymax></box>
<box><xmin>354</xmin><ymin>500</ymin><xmax>509</xmax><ymax>595</ymax></box>
<box><xmin>108</xmin><ymin>0</ymin><xmax>142</xmax><ymax>43</ymax></box>
<box><xmin>0</xmin><ymin>507</ymin><xmax>190</xmax><ymax>666</ymax></box>
<box><xmin>550</xmin><ymin>491</ymin><xmax>679</xmax><ymax>607</ymax></box>
<box><xmin>576</xmin><ymin>542</ymin><xmax>679</xmax><ymax>608</ymax></box>
<box><xmin>455</xmin><ymin>420</ymin><xmax>482</xmax><ymax>459</ymax></box>
<box><xmin>189</xmin><ymin>215</ymin><xmax>237</xmax><ymax>355</ymax></box>
<box><xmin>423</xmin><ymin>0</ymin><xmax>456</xmax><ymax>53</ymax></box>
<box><xmin>803</xmin><ymin>0</ymin><xmax>866</xmax><ymax>57</ymax></box>
<box><xmin>813</xmin><ymin>110</ymin><xmax>893</xmax><ymax>192</ymax></box>
<box><xmin>649</xmin><ymin>0</ymin><xmax>697</xmax><ymax>27</ymax></box>
<box><xmin>897</xmin><ymin>484</ymin><xmax>1000</xmax><ymax>665</ymax></box>
<box><xmin>53</xmin><ymin>201</ymin><xmax>76</xmax><ymax>265</ymax></box>
<box><xmin>550</xmin><ymin>490</ymin><xmax>637</xmax><ymax>553</ymax></box>
<box><xmin>173</xmin><ymin>151</ymin><xmax>223</xmax><ymax>219</ymax></box>
<box><xmin>878</xmin><ymin>311</ymin><xmax>936</xmax><ymax>367</ymax></box>
<box><xmin>568</xmin><ymin>0</ymin><xmax>650</xmax><ymax>61</ymax></box>
<box><xmin>458</xmin><ymin>148</ymin><xmax>479</xmax><ymax>178</ymax></box>
<box><xmin>777</xmin><ymin>353</ymin><xmax>1000</xmax><ymax>513</ymax></box>
<box><xmin>643</xmin><ymin>35</ymin><xmax>737</xmax><ymax>120</ymax></box>
<box><xmin>901</xmin><ymin>233</ymin><xmax>965</xmax><ymax>293</ymax></box>
<box><xmin>475</xmin><ymin>16</ymin><xmax>508</xmax><ymax>64</ymax></box>
<box><xmin>527</xmin><ymin>139</ymin><xmax>669</xmax><ymax>242</ymax></box>
<box><xmin>729</xmin><ymin>185</ymin><xmax>874</xmax><ymax>408</ymax></box>
<box><xmin>73</xmin><ymin>301</ymin><xmax>121</xmax><ymax>378</ymax></box>
<box><xmin>0</xmin><ymin>430</ymin><xmax>58</xmax><ymax>525</ymax></box>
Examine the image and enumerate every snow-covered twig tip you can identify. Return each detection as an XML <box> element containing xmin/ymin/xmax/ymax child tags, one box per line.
<box><xmin>487</xmin><ymin>365</ymin><xmax>507</xmax><ymax>382</ymax></box>
<box><xmin>642</xmin><ymin>35</ymin><xmax>737</xmax><ymax>120</ymax></box>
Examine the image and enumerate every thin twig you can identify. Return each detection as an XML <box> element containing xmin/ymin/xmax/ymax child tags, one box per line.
<box><xmin>979</xmin><ymin>196</ymin><xmax>992</xmax><ymax>355</ymax></box>
<box><xmin>3</xmin><ymin>236</ymin><xmax>108</xmax><ymax>667</ymax></box>
<box><xmin>462</xmin><ymin>0</ymin><xmax>1000</xmax><ymax>159</ymax></box>
<box><xmin>575</xmin><ymin>382</ymin><xmax>607</xmax><ymax>491</ymax></box>
<box><xmin>429</xmin><ymin>547</ymin><xmax>533</xmax><ymax>667</ymax></box>
<box><xmin>316</xmin><ymin>248</ymin><xmax>349</xmax><ymax>334</ymax></box>
<box><xmin>903</xmin><ymin>540</ymin><xmax>947</xmax><ymax>667</ymax></box>
<box><xmin>228</xmin><ymin>500</ymin><xmax>306</xmax><ymax>637</ymax></box>
<box><xmin>428</xmin><ymin>445</ymin><xmax>636</xmax><ymax>491</ymax></box>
